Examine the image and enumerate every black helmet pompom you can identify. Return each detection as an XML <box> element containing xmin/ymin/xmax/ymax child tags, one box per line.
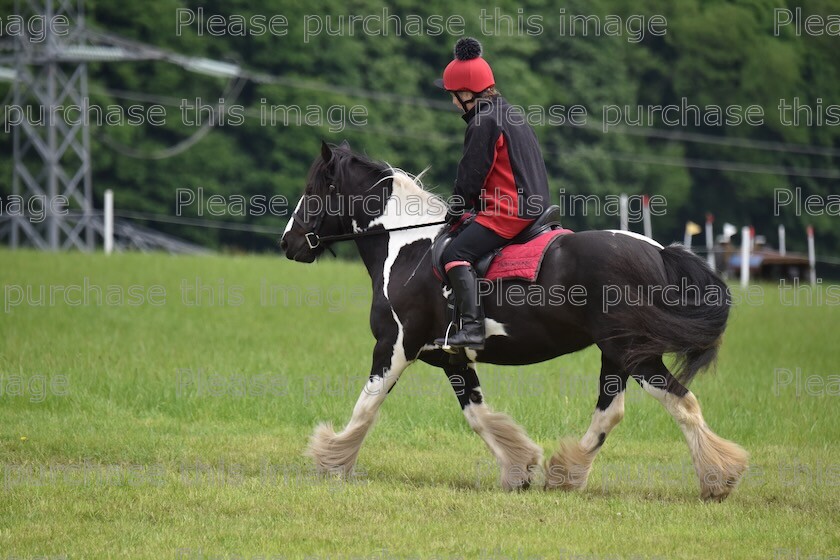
<box><xmin>454</xmin><ymin>37</ymin><xmax>482</xmax><ymax>61</ymax></box>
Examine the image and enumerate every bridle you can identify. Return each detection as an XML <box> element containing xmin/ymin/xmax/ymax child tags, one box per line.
<box><xmin>291</xmin><ymin>183</ymin><xmax>339</xmax><ymax>250</ymax></box>
<box><xmin>290</xmin><ymin>182</ymin><xmax>447</xmax><ymax>251</ymax></box>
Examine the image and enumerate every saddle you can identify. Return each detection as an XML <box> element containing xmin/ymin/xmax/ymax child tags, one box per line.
<box><xmin>432</xmin><ymin>205</ymin><xmax>567</xmax><ymax>282</ymax></box>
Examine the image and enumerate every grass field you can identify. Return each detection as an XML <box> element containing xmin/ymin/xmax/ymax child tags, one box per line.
<box><xmin>1</xmin><ymin>249</ymin><xmax>838</xmax><ymax>559</ymax></box>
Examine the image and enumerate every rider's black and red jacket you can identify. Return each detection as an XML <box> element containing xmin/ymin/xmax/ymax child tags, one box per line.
<box><xmin>454</xmin><ymin>95</ymin><xmax>550</xmax><ymax>238</ymax></box>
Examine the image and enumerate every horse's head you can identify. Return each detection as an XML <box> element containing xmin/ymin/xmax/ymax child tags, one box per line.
<box><xmin>280</xmin><ymin>140</ymin><xmax>391</xmax><ymax>262</ymax></box>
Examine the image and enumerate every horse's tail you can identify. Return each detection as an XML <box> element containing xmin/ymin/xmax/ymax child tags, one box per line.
<box><xmin>612</xmin><ymin>244</ymin><xmax>731</xmax><ymax>386</ymax></box>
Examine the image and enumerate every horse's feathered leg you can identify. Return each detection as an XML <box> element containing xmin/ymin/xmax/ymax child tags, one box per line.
<box><xmin>546</xmin><ymin>354</ymin><xmax>628</xmax><ymax>491</ymax></box>
<box><xmin>306</xmin><ymin>336</ymin><xmax>411</xmax><ymax>476</ymax></box>
<box><xmin>445</xmin><ymin>362</ymin><xmax>542</xmax><ymax>490</ymax></box>
<box><xmin>632</xmin><ymin>358</ymin><xmax>749</xmax><ymax>501</ymax></box>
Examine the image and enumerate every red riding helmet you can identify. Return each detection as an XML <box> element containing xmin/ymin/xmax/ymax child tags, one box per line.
<box><xmin>434</xmin><ymin>37</ymin><xmax>495</xmax><ymax>93</ymax></box>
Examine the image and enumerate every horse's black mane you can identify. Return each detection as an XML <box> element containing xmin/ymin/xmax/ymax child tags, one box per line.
<box><xmin>307</xmin><ymin>144</ymin><xmax>390</xmax><ymax>194</ymax></box>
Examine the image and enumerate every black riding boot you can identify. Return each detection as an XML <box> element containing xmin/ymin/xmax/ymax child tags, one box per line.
<box><xmin>434</xmin><ymin>264</ymin><xmax>485</xmax><ymax>350</ymax></box>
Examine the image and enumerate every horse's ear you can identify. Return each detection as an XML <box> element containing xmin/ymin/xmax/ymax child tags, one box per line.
<box><xmin>320</xmin><ymin>140</ymin><xmax>333</xmax><ymax>163</ymax></box>
<box><xmin>339</xmin><ymin>139</ymin><xmax>350</xmax><ymax>150</ymax></box>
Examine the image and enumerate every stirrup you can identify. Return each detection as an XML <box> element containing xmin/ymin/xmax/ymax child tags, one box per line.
<box><xmin>438</xmin><ymin>321</ymin><xmax>459</xmax><ymax>354</ymax></box>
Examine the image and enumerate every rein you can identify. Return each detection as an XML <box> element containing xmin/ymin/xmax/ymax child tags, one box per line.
<box><xmin>301</xmin><ymin>220</ymin><xmax>448</xmax><ymax>249</ymax></box>
<box><xmin>292</xmin><ymin>183</ymin><xmax>447</xmax><ymax>250</ymax></box>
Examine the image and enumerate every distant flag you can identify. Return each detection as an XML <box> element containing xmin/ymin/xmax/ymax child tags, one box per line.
<box><xmin>685</xmin><ymin>221</ymin><xmax>702</xmax><ymax>236</ymax></box>
<box><xmin>683</xmin><ymin>221</ymin><xmax>701</xmax><ymax>248</ymax></box>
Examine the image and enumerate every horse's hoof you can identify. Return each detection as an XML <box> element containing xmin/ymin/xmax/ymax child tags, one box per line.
<box><xmin>501</xmin><ymin>462</ymin><xmax>542</xmax><ymax>491</ymax></box>
<box><xmin>544</xmin><ymin>438</ymin><xmax>593</xmax><ymax>491</ymax></box>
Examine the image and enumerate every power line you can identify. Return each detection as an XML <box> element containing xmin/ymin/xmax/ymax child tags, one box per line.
<box><xmin>578</xmin><ymin>149</ymin><xmax>840</xmax><ymax>180</ymax></box>
<box><xmin>19</xmin><ymin>23</ymin><xmax>837</xmax><ymax>176</ymax></box>
<box><xmin>39</xmin><ymin>210</ymin><xmax>288</xmax><ymax>235</ymax></box>
<box><xmin>113</xmin><ymin>211</ymin><xmax>287</xmax><ymax>235</ymax></box>
<box><xmin>80</xmin><ymin>86</ymin><xmax>840</xmax><ymax>179</ymax></box>
<box><xmin>80</xmin><ymin>26</ymin><xmax>840</xmax><ymax>159</ymax></box>
<box><xmin>200</xmin><ymin>68</ymin><xmax>840</xmax><ymax>158</ymax></box>
<box><xmin>94</xmin><ymin>77</ymin><xmax>247</xmax><ymax>160</ymax></box>
<box><xmin>342</xmin><ymin>125</ymin><xmax>840</xmax><ymax>179</ymax></box>
<box><xmin>613</xmin><ymin>126</ymin><xmax>840</xmax><ymax>158</ymax></box>
<box><xmin>8</xmin><ymin>20</ymin><xmax>840</xmax><ymax>168</ymax></box>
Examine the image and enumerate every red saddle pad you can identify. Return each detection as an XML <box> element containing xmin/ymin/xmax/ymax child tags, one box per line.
<box><xmin>484</xmin><ymin>229</ymin><xmax>573</xmax><ymax>282</ymax></box>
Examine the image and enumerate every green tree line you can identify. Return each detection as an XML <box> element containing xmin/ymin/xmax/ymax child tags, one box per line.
<box><xmin>1</xmin><ymin>0</ymin><xmax>838</xmax><ymax>258</ymax></box>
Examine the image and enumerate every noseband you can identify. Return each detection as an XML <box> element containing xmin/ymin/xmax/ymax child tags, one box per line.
<box><xmin>292</xmin><ymin>183</ymin><xmax>340</xmax><ymax>249</ymax></box>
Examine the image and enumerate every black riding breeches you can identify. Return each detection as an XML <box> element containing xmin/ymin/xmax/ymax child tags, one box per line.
<box><xmin>441</xmin><ymin>220</ymin><xmax>509</xmax><ymax>267</ymax></box>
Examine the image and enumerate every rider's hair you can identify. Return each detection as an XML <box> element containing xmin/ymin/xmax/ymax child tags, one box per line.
<box><xmin>477</xmin><ymin>87</ymin><xmax>500</xmax><ymax>98</ymax></box>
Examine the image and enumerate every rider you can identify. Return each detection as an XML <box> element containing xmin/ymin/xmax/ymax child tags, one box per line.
<box><xmin>433</xmin><ymin>37</ymin><xmax>551</xmax><ymax>350</ymax></box>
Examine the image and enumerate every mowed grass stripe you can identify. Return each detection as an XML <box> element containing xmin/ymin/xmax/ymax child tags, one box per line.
<box><xmin>1</xmin><ymin>250</ymin><xmax>838</xmax><ymax>558</ymax></box>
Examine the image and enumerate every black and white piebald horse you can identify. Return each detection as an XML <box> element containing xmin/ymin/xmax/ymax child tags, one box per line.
<box><xmin>280</xmin><ymin>141</ymin><xmax>748</xmax><ymax>501</ymax></box>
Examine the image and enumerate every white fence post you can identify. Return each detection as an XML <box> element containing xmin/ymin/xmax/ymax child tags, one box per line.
<box><xmin>778</xmin><ymin>224</ymin><xmax>786</xmax><ymax>256</ymax></box>
<box><xmin>104</xmin><ymin>189</ymin><xmax>114</xmax><ymax>256</ymax></box>
<box><xmin>705</xmin><ymin>213</ymin><xmax>715</xmax><ymax>270</ymax></box>
<box><xmin>740</xmin><ymin>226</ymin><xmax>751</xmax><ymax>288</ymax></box>
<box><xmin>619</xmin><ymin>194</ymin><xmax>628</xmax><ymax>231</ymax></box>
<box><xmin>642</xmin><ymin>194</ymin><xmax>652</xmax><ymax>239</ymax></box>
